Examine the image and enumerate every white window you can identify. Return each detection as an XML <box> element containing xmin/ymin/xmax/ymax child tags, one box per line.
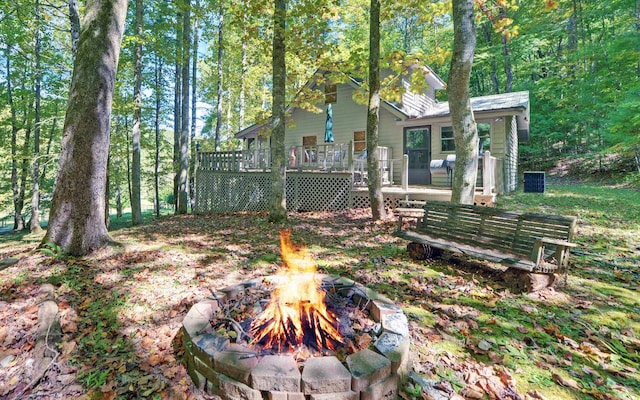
<box><xmin>441</xmin><ymin>123</ymin><xmax>491</xmax><ymax>153</ymax></box>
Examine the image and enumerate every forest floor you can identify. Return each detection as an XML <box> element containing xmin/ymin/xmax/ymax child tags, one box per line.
<box><xmin>0</xmin><ymin>183</ymin><xmax>638</xmax><ymax>400</ymax></box>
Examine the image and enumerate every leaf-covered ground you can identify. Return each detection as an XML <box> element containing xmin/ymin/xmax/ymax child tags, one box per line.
<box><xmin>0</xmin><ymin>185</ymin><xmax>638</xmax><ymax>400</ymax></box>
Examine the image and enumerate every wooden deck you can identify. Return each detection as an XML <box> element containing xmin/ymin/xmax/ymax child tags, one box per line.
<box><xmin>351</xmin><ymin>185</ymin><xmax>453</xmax><ymax>202</ymax></box>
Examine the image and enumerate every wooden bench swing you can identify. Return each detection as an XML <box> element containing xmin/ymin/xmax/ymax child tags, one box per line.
<box><xmin>394</xmin><ymin>200</ymin><xmax>578</xmax><ymax>292</ymax></box>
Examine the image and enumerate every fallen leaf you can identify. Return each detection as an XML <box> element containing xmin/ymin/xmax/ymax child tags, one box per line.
<box><xmin>526</xmin><ymin>389</ymin><xmax>548</xmax><ymax>400</ymax></box>
<box><xmin>140</xmin><ymin>337</ymin><xmax>154</xmax><ymax>350</ymax></box>
<box><xmin>148</xmin><ymin>353</ymin><xmax>163</xmax><ymax>367</ymax></box>
<box><xmin>562</xmin><ymin>336</ymin><xmax>579</xmax><ymax>349</ymax></box>
<box><xmin>356</xmin><ymin>333</ymin><xmax>372</xmax><ymax>349</ymax></box>
<box><xmin>551</xmin><ymin>373</ymin><xmax>581</xmax><ymax>389</ymax></box>
<box><xmin>460</xmin><ymin>385</ymin><xmax>484</xmax><ymax>399</ymax></box>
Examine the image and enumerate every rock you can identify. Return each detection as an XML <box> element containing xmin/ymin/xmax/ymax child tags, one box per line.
<box><xmin>0</xmin><ymin>355</ymin><xmax>15</xmax><ymax>368</ymax></box>
<box><xmin>0</xmin><ymin>258</ymin><xmax>19</xmax><ymax>271</ymax></box>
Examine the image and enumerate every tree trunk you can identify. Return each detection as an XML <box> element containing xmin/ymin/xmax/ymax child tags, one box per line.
<box><xmin>115</xmin><ymin>120</ymin><xmax>124</xmax><ymax>218</ymax></box>
<box><xmin>500</xmin><ymin>9</ymin><xmax>513</xmax><ymax>93</ymax></box>
<box><xmin>448</xmin><ymin>0</ymin><xmax>478</xmax><ymax>205</ymax></box>
<box><xmin>177</xmin><ymin>4</ymin><xmax>191</xmax><ymax>214</ymax></box>
<box><xmin>214</xmin><ymin>2</ymin><xmax>224</xmax><ymax>150</ymax></box>
<box><xmin>173</xmin><ymin>11</ymin><xmax>183</xmax><ymax>213</ymax></box>
<box><xmin>269</xmin><ymin>0</ymin><xmax>288</xmax><ymax>223</ymax></box>
<box><xmin>39</xmin><ymin>106</ymin><xmax>58</xmax><ymax>185</ymax></box>
<box><xmin>482</xmin><ymin>22</ymin><xmax>500</xmax><ymax>94</ymax></box>
<box><xmin>154</xmin><ymin>53</ymin><xmax>163</xmax><ymax>217</ymax></box>
<box><xmin>125</xmin><ymin>118</ymin><xmax>132</xmax><ymax>213</ymax></box>
<box><xmin>367</xmin><ymin>0</ymin><xmax>385</xmax><ymax>220</ymax></box>
<box><xmin>19</xmin><ymin>127</ymin><xmax>32</xmax><ymax>231</ymax></box>
<box><xmin>68</xmin><ymin>0</ymin><xmax>80</xmax><ymax>58</ymax></box>
<box><xmin>7</xmin><ymin>47</ymin><xmax>25</xmax><ymax>231</ymax></box>
<box><xmin>29</xmin><ymin>0</ymin><xmax>43</xmax><ymax>233</ymax></box>
<box><xmin>42</xmin><ymin>0</ymin><xmax>128</xmax><ymax>256</ymax></box>
<box><xmin>131</xmin><ymin>0</ymin><xmax>144</xmax><ymax>226</ymax></box>
<box><xmin>189</xmin><ymin>0</ymin><xmax>199</xmax><ymax>212</ymax></box>
<box><xmin>239</xmin><ymin>27</ymin><xmax>247</xmax><ymax>129</ymax></box>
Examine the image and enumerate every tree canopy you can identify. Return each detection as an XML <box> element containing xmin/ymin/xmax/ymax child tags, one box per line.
<box><xmin>1</xmin><ymin>0</ymin><xmax>639</xmax><ymax>236</ymax></box>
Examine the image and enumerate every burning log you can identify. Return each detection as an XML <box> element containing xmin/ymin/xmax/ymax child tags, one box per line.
<box><xmin>249</xmin><ymin>230</ymin><xmax>344</xmax><ymax>353</ymax></box>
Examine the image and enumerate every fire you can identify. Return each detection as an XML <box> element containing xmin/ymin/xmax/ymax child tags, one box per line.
<box><xmin>250</xmin><ymin>230</ymin><xmax>344</xmax><ymax>352</ymax></box>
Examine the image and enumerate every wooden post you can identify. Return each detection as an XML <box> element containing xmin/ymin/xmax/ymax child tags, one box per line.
<box><xmin>482</xmin><ymin>151</ymin><xmax>492</xmax><ymax>195</ymax></box>
<box><xmin>402</xmin><ymin>154</ymin><xmax>409</xmax><ymax>191</ymax></box>
<box><xmin>348</xmin><ymin>141</ymin><xmax>354</xmax><ymax>173</ymax></box>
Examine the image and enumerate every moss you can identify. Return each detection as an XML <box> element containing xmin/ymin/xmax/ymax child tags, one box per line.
<box><xmin>403</xmin><ymin>305</ymin><xmax>436</xmax><ymax>326</ymax></box>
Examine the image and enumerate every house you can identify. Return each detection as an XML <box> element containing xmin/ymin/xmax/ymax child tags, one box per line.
<box><xmin>235</xmin><ymin>65</ymin><xmax>530</xmax><ymax>195</ymax></box>
<box><xmin>194</xmin><ymin>65</ymin><xmax>530</xmax><ymax>213</ymax></box>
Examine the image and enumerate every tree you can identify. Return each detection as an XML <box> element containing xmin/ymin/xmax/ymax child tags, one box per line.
<box><xmin>131</xmin><ymin>0</ymin><xmax>144</xmax><ymax>226</ymax></box>
<box><xmin>176</xmin><ymin>1</ymin><xmax>191</xmax><ymax>215</ymax></box>
<box><xmin>42</xmin><ymin>0</ymin><xmax>128</xmax><ymax>255</ymax></box>
<box><xmin>269</xmin><ymin>0</ymin><xmax>287</xmax><ymax>223</ymax></box>
<box><xmin>366</xmin><ymin>0</ymin><xmax>385</xmax><ymax>220</ymax></box>
<box><xmin>69</xmin><ymin>0</ymin><xmax>80</xmax><ymax>57</ymax></box>
<box><xmin>6</xmin><ymin>45</ymin><xmax>27</xmax><ymax>231</ymax></box>
<box><xmin>448</xmin><ymin>0</ymin><xmax>478</xmax><ymax>205</ymax></box>
<box><xmin>214</xmin><ymin>1</ymin><xmax>224</xmax><ymax>150</ymax></box>
<box><xmin>29</xmin><ymin>0</ymin><xmax>43</xmax><ymax>233</ymax></box>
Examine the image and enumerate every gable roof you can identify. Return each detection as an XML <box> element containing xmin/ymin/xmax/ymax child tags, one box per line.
<box><xmin>236</xmin><ymin>65</ymin><xmax>446</xmax><ymax>139</ymax></box>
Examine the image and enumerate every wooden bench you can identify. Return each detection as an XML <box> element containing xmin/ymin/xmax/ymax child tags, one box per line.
<box><xmin>394</xmin><ymin>200</ymin><xmax>578</xmax><ymax>292</ymax></box>
<box><xmin>395</xmin><ymin>200</ymin><xmax>427</xmax><ymax>230</ymax></box>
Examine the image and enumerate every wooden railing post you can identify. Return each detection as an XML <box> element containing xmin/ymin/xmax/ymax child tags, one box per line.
<box><xmin>402</xmin><ymin>154</ymin><xmax>409</xmax><ymax>191</ymax></box>
<box><xmin>482</xmin><ymin>151</ymin><xmax>492</xmax><ymax>195</ymax></box>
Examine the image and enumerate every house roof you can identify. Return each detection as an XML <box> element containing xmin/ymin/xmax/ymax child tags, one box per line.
<box><xmin>418</xmin><ymin>91</ymin><xmax>530</xmax><ymax>118</ymax></box>
<box><xmin>235</xmin><ymin>70</ymin><xmax>530</xmax><ymax>141</ymax></box>
<box><xmin>416</xmin><ymin>91</ymin><xmax>531</xmax><ymax>141</ymax></box>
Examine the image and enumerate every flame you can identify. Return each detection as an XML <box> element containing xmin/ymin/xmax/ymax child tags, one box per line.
<box><xmin>250</xmin><ymin>230</ymin><xmax>344</xmax><ymax>352</ymax></box>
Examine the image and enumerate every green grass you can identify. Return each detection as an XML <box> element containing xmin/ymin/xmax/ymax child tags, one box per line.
<box><xmin>1</xmin><ymin>183</ymin><xmax>638</xmax><ymax>399</ymax></box>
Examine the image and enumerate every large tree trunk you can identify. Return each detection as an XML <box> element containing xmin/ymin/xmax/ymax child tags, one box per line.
<box><xmin>269</xmin><ymin>0</ymin><xmax>287</xmax><ymax>223</ymax></box>
<box><xmin>367</xmin><ymin>0</ymin><xmax>385</xmax><ymax>220</ymax></box>
<box><xmin>131</xmin><ymin>0</ymin><xmax>144</xmax><ymax>226</ymax></box>
<box><xmin>42</xmin><ymin>0</ymin><xmax>128</xmax><ymax>256</ymax></box>
<box><xmin>448</xmin><ymin>0</ymin><xmax>478</xmax><ymax>205</ymax></box>
<box><xmin>176</xmin><ymin>4</ymin><xmax>191</xmax><ymax>215</ymax></box>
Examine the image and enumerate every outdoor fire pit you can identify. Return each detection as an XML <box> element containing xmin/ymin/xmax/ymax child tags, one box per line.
<box><xmin>181</xmin><ymin>231</ymin><xmax>410</xmax><ymax>400</ymax></box>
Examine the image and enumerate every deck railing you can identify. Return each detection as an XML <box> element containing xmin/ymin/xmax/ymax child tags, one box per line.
<box><xmin>196</xmin><ymin>147</ymin><xmax>497</xmax><ymax>192</ymax></box>
<box><xmin>197</xmin><ymin>143</ymin><xmax>393</xmax><ymax>186</ymax></box>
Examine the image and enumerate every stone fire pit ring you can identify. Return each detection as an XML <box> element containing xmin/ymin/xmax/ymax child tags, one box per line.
<box><xmin>181</xmin><ymin>274</ymin><xmax>410</xmax><ymax>400</ymax></box>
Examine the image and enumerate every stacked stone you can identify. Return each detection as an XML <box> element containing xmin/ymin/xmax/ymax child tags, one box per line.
<box><xmin>181</xmin><ymin>276</ymin><xmax>410</xmax><ymax>400</ymax></box>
